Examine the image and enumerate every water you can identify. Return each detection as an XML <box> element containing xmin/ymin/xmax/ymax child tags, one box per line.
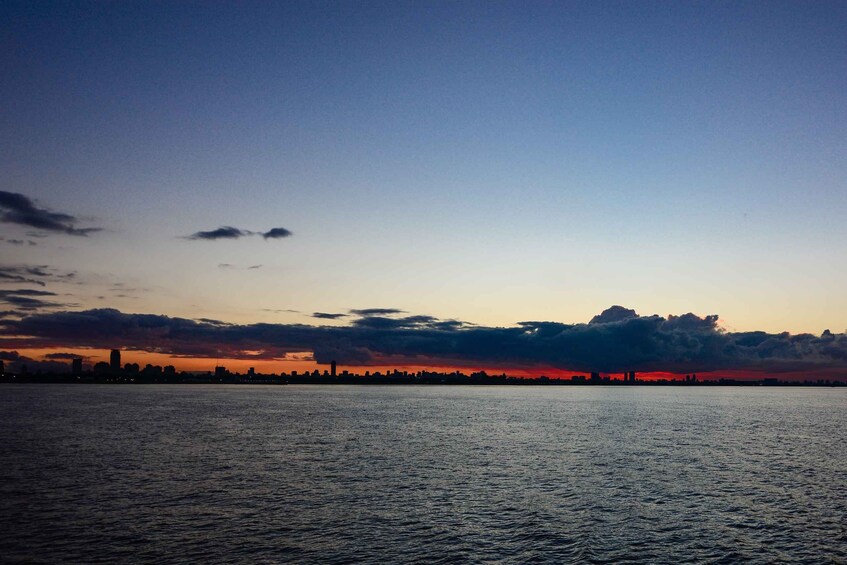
<box><xmin>1</xmin><ymin>384</ymin><xmax>845</xmax><ymax>564</ymax></box>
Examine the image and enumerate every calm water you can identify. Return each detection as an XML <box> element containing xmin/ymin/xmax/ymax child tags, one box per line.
<box><xmin>1</xmin><ymin>385</ymin><xmax>845</xmax><ymax>564</ymax></box>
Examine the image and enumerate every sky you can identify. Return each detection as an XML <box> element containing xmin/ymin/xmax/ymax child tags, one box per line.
<box><xmin>1</xmin><ymin>1</ymin><xmax>846</xmax><ymax>379</ymax></box>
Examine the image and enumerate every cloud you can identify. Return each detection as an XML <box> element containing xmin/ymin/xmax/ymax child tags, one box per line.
<box><xmin>350</xmin><ymin>308</ymin><xmax>405</xmax><ymax>317</ymax></box>
<box><xmin>0</xmin><ymin>350</ymin><xmax>21</xmax><ymax>361</ymax></box>
<box><xmin>262</xmin><ymin>227</ymin><xmax>293</xmax><ymax>239</ymax></box>
<box><xmin>589</xmin><ymin>305</ymin><xmax>638</xmax><ymax>324</ymax></box>
<box><xmin>0</xmin><ymin>289</ymin><xmax>61</xmax><ymax>310</ymax></box>
<box><xmin>0</xmin><ymin>272</ymin><xmax>45</xmax><ymax>286</ymax></box>
<box><xmin>0</xmin><ymin>238</ymin><xmax>37</xmax><ymax>246</ymax></box>
<box><xmin>0</xmin><ymin>350</ymin><xmax>76</xmax><ymax>373</ymax></box>
<box><xmin>312</xmin><ymin>312</ymin><xmax>348</xmax><ymax>320</ymax></box>
<box><xmin>0</xmin><ymin>289</ymin><xmax>57</xmax><ymax>297</ymax></box>
<box><xmin>0</xmin><ymin>191</ymin><xmax>102</xmax><ymax>236</ymax></box>
<box><xmin>218</xmin><ymin>263</ymin><xmax>263</xmax><ymax>270</ymax></box>
<box><xmin>3</xmin><ymin>305</ymin><xmax>846</xmax><ymax>378</ymax></box>
<box><xmin>43</xmin><ymin>352</ymin><xmax>86</xmax><ymax>360</ymax></box>
<box><xmin>186</xmin><ymin>226</ymin><xmax>252</xmax><ymax>240</ymax></box>
<box><xmin>185</xmin><ymin>226</ymin><xmax>293</xmax><ymax>241</ymax></box>
<box><xmin>0</xmin><ymin>264</ymin><xmax>77</xmax><ymax>287</ymax></box>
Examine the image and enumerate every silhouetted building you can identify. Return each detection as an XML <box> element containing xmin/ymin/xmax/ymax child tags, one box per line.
<box><xmin>215</xmin><ymin>365</ymin><xmax>226</xmax><ymax>379</ymax></box>
<box><xmin>71</xmin><ymin>358</ymin><xmax>82</xmax><ymax>376</ymax></box>
<box><xmin>110</xmin><ymin>349</ymin><xmax>121</xmax><ymax>371</ymax></box>
<box><xmin>331</xmin><ymin>360</ymin><xmax>337</xmax><ymax>378</ymax></box>
<box><xmin>628</xmin><ymin>371</ymin><xmax>636</xmax><ymax>382</ymax></box>
<box><xmin>590</xmin><ymin>372</ymin><xmax>601</xmax><ymax>382</ymax></box>
<box><xmin>0</xmin><ymin>359</ymin><xmax>4</xmax><ymax>375</ymax></box>
<box><xmin>248</xmin><ymin>367</ymin><xmax>255</xmax><ymax>377</ymax></box>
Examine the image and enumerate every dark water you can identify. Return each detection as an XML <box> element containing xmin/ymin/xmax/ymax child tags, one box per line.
<box><xmin>1</xmin><ymin>385</ymin><xmax>845</xmax><ymax>564</ymax></box>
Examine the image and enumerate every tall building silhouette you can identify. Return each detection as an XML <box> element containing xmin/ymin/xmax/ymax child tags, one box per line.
<box><xmin>110</xmin><ymin>349</ymin><xmax>121</xmax><ymax>371</ymax></box>
<box><xmin>72</xmin><ymin>358</ymin><xmax>82</xmax><ymax>376</ymax></box>
<box><xmin>331</xmin><ymin>360</ymin><xmax>337</xmax><ymax>378</ymax></box>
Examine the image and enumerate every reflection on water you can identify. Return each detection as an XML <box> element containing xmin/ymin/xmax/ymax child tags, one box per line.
<box><xmin>1</xmin><ymin>385</ymin><xmax>845</xmax><ymax>563</ymax></box>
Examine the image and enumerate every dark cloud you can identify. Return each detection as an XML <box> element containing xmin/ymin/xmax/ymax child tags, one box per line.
<box><xmin>43</xmin><ymin>352</ymin><xmax>86</xmax><ymax>360</ymax></box>
<box><xmin>262</xmin><ymin>227</ymin><xmax>293</xmax><ymax>239</ymax></box>
<box><xmin>0</xmin><ymin>291</ymin><xmax>60</xmax><ymax>310</ymax></box>
<box><xmin>590</xmin><ymin>305</ymin><xmax>638</xmax><ymax>324</ymax></box>
<box><xmin>0</xmin><ymin>288</ymin><xmax>69</xmax><ymax>314</ymax></box>
<box><xmin>0</xmin><ymin>264</ymin><xmax>76</xmax><ymax>286</ymax></box>
<box><xmin>186</xmin><ymin>226</ymin><xmax>293</xmax><ymax>241</ymax></box>
<box><xmin>350</xmin><ymin>308</ymin><xmax>405</xmax><ymax>317</ymax></box>
<box><xmin>186</xmin><ymin>226</ymin><xmax>252</xmax><ymax>240</ymax></box>
<box><xmin>0</xmin><ymin>289</ymin><xmax>57</xmax><ymax>297</ymax></box>
<box><xmin>3</xmin><ymin>305</ymin><xmax>846</xmax><ymax>378</ymax></box>
<box><xmin>0</xmin><ymin>271</ymin><xmax>46</xmax><ymax>286</ymax></box>
<box><xmin>1</xmin><ymin>238</ymin><xmax>37</xmax><ymax>246</ymax></box>
<box><xmin>248</xmin><ymin>264</ymin><xmax>262</xmax><ymax>270</ymax></box>
<box><xmin>0</xmin><ymin>350</ymin><xmax>75</xmax><ymax>373</ymax></box>
<box><xmin>0</xmin><ymin>350</ymin><xmax>21</xmax><ymax>361</ymax></box>
<box><xmin>0</xmin><ymin>191</ymin><xmax>102</xmax><ymax>236</ymax></box>
<box><xmin>3</xmin><ymin>296</ymin><xmax>52</xmax><ymax>309</ymax></box>
<box><xmin>312</xmin><ymin>312</ymin><xmax>348</xmax><ymax>320</ymax></box>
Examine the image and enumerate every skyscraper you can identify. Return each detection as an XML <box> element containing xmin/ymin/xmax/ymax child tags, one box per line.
<box><xmin>72</xmin><ymin>358</ymin><xmax>82</xmax><ymax>376</ymax></box>
<box><xmin>331</xmin><ymin>360</ymin><xmax>337</xmax><ymax>378</ymax></box>
<box><xmin>110</xmin><ymin>349</ymin><xmax>121</xmax><ymax>372</ymax></box>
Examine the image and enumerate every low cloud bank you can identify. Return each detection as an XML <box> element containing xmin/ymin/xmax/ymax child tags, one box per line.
<box><xmin>2</xmin><ymin>306</ymin><xmax>845</xmax><ymax>376</ymax></box>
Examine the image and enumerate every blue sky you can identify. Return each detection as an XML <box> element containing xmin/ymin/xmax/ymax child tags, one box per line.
<box><xmin>2</xmin><ymin>1</ymin><xmax>846</xmax><ymax>342</ymax></box>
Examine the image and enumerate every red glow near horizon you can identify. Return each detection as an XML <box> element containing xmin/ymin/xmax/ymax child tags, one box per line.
<box><xmin>7</xmin><ymin>347</ymin><xmax>845</xmax><ymax>382</ymax></box>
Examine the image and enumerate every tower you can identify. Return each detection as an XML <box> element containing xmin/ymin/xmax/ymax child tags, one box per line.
<box><xmin>110</xmin><ymin>349</ymin><xmax>121</xmax><ymax>372</ymax></box>
<box><xmin>331</xmin><ymin>360</ymin><xmax>337</xmax><ymax>378</ymax></box>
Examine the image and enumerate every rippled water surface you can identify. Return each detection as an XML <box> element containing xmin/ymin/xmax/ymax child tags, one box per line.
<box><xmin>1</xmin><ymin>384</ymin><xmax>845</xmax><ymax>563</ymax></box>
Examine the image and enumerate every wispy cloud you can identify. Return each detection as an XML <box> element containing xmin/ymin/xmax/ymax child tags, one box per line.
<box><xmin>218</xmin><ymin>263</ymin><xmax>263</xmax><ymax>270</ymax></box>
<box><xmin>0</xmin><ymin>264</ymin><xmax>76</xmax><ymax>287</ymax></box>
<box><xmin>0</xmin><ymin>289</ymin><xmax>61</xmax><ymax>311</ymax></box>
<box><xmin>350</xmin><ymin>308</ymin><xmax>405</xmax><ymax>317</ymax></box>
<box><xmin>0</xmin><ymin>237</ymin><xmax>37</xmax><ymax>246</ymax></box>
<box><xmin>0</xmin><ymin>191</ymin><xmax>102</xmax><ymax>236</ymax></box>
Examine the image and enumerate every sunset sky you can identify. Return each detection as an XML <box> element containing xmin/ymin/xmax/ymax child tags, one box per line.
<box><xmin>1</xmin><ymin>2</ymin><xmax>845</xmax><ymax>379</ymax></box>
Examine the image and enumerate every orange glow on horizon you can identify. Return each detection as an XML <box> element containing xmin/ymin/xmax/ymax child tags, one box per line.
<box><xmin>5</xmin><ymin>347</ymin><xmax>844</xmax><ymax>382</ymax></box>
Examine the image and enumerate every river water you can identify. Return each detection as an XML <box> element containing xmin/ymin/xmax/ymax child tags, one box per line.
<box><xmin>1</xmin><ymin>384</ymin><xmax>845</xmax><ymax>563</ymax></box>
